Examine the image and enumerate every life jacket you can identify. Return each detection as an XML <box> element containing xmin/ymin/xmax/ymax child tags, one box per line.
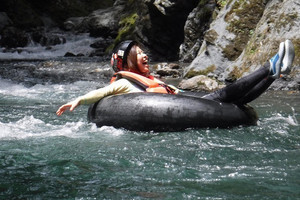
<box><xmin>110</xmin><ymin>71</ymin><xmax>176</xmax><ymax>94</ymax></box>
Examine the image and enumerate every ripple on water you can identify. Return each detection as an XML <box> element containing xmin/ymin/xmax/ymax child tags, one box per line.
<box><xmin>0</xmin><ymin>79</ymin><xmax>299</xmax><ymax>199</ymax></box>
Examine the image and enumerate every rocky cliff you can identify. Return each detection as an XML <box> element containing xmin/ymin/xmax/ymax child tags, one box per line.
<box><xmin>185</xmin><ymin>0</ymin><xmax>300</xmax><ymax>90</ymax></box>
<box><xmin>0</xmin><ymin>0</ymin><xmax>299</xmax><ymax>90</ymax></box>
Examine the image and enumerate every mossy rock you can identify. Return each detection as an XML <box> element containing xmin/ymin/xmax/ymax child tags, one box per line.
<box><xmin>227</xmin><ymin>65</ymin><xmax>250</xmax><ymax>81</ymax></box>
<box><xmin>223</xmin><ymin>0</ymin><xmax>265</xmax><ymax>61</ymax></box>
<box><xmin>106</xmin><ymin>12</ymin><xmax>139</xmax><ymax>53</ymax></box>
<box><xmin>274</xmin><ymin>12</ymin><xmax>298</xmax><ymax>31</ymax></box>
<box><xmin>204</xmin><ymin>29</ymin><xmax>219</xmax><ymax>44</ymax></box>
<box><xmin>291</xmin><ymin>38</ymin><xmax>300</xmax><ymax>66</ymax></box>
<box><xmin>116</xmin><ymin>13</ymin><xmax>138</xmax><ymax>43</ymax></box>
<box><xmin>185</xmin><ymin>65</ymin><xmax>216</xmax><ymax>78</ymax></box>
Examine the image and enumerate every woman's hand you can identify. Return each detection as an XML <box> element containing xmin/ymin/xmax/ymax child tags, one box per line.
<box><xmin>56</xmin><ymin>99</ymin><xmax>80</xmax><ymax>116</ymax></box>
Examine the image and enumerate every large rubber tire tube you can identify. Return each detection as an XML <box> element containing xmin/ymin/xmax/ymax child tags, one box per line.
<box><xmin>88</xmin><ymin>93</ymin><xmax>258</xmax><ymax>132</ymax></box>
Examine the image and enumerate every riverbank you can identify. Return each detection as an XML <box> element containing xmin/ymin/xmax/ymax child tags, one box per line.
<box><xmin>1</xmin><ymin>58</ymin><xmax>299</xmax><ymax>91</ymax></box>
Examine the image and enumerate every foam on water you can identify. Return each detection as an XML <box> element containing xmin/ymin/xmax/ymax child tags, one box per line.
<box><xmin>0</xmin><ymin>115</ymin><xmax>91</xmax><ymax>140</ymax></box>
<box><xmin>0</xmin><ymin>78</ymin><xmax>99</xmax><ymax>101</ymax></box>
<box><xmin>0</xmin><ymin>115</ymin><xmax>127</xmax><ymax>140</ymax></box>
<box><xmin>0</xmin><ymin>32</ymin><xmax>97</xmax><ymax>60</ymax></box>
<box><xmin>0</xmin><ymin>78</ymin><xmax>130</xmax><ymax>140</ymax></box>
<box><xmin>264</xmin><ymin>103</ymin><xmax>299</xmax><ymax>126</ymax></box>
<box><xmin>98</xmin><ymin>126</ymin><xmax>126</xmax><ymax>136</ymax></box>
<box><xmin>0</xmin><ymin>78</ymin><xmax>102</xmax><ymax>140</ymax></box>
<box><xmin>1</xmin><ymin>48</ymin><xmax>299</xmax><ymax>199</ymax></box>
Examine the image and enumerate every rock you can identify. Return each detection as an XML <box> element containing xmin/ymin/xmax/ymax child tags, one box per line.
<box><xmin>64</xmin><ymin>52</ymin><xmax>85</xmax><ymax>57</ymax></box>
<box><xmin>154</xmin><ymin>62</ymin><xmax>181</xmax><ymax>77</ymax></box>
<box><xmin>234</xmin><ymin>0</ymin><xmax>300</xmax><ymax>76</ymax></box>
<box><xmin>31</xmin><ymin>30</ymin><xmax>66</xmax><ymax>46</ymax></box>
<box><xmin>90</xmin><ymin>38</ymin><xmax>113</xmax><ymax>50</ymax></box>
<box><xmin>64</xmin><ymin>52</ymin><xmax>76</xmax><ymax>57</ymax></box>
<box><xmin>117</xmin><ymin>0</ymin><xmax>200</xmax><ymax>61</ymax></box>
<box><xmin>179</xmin><ymin>0</ymin><xmax>216</xmax><ymax>62</ymax></box>
<box><xmin>178</xmin><ymin>75</ymin><xmax>224</xmax><ymax>92</ymax></box>
<box><xmin>0</xmin><ymin>27</ymin><xmax>29</xmax><ymax>48</ymax></box>
<box><xmin>0</xmin><ymin>12</ymin><xmax>12</xmax><ymax>31</ymax></box>
<box><xmin>223</xmin><ymin>0</ymin><xmax>300</xmax><ymax>90</ymax></box>
<box><xmin>84</xmin><ymin>5</ymin><xmax>125</xmax><ymax>38</ymax></box>
<box><xmin>2</xmin><ymin>0</ymin><xmax>115</xmax><ymax>29</ymax></box>
<box><xmin>184</xmin><ymin>0</ymin><xmax>300</xmax><ymax>90</ymax></box>
<box><xmin>89</xmin><ymin>37</ymin><xmax>114</xmax><ymax>58</ymax></box>
<box><xmin>185</xmin><ymin>0</ymin><xmax>266</xmax><ymax>80</ymax></box>
<box><xmin>63</xmin><ymin>17</ymin><xmax>86</xmax><ymax>32</ymax></box>
<box><xmin>1</xmin><ymin>0</ymin><xmax>44</xmax><ymax>29</ymax></box>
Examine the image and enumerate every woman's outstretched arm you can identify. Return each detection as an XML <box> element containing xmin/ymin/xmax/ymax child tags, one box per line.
<box><xmin>56</xmin><ymin>79</ymin><xmax>138</xmax><ymax>116</ymax></box>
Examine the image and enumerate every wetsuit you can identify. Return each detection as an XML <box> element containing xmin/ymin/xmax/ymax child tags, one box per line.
<box><xmin>203</xmin><ymin>62</ymin><xmax>273</xmax><ymax>105</ymax></box>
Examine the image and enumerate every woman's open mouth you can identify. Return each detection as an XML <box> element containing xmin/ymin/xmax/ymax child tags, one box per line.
<box><xmin>142</xmin><ymin>60</ymin><xmax>149</xmax><ymax>66</ymax></box>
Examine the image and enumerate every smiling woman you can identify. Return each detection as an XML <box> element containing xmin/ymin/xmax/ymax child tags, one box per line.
<box><xmin>57</xmin><ymin>40</ymin><xmax>295</xmax><ymax>131</ymax></box>
<box><xmin>56</xmin><ymin>40</ymin><xmax>179</xmax><ymax>116</ymax></box>
<box><xmin>111</xmin><ymin>40</ymin><xmax>151</xmax><ymax>76</ymax></box>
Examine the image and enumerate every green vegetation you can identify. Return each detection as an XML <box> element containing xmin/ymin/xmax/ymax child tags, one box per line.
<box><xmin>241</xmin><ymin>6</ymin><xmax>299</xmax><ymax>70</ymax></box>
<box><xmin>227</xmin><ymin>65</ymin><xmax>250</xmax><ymax>80</ymax></box>
<box><xmin>117</xmin><ymin>13</ymin><xmax>138</xmax><ymax>42</ymax></box>
<box><xmin>217</xmin><ymin>0</ymin><xmax>228</xmax><ymax>9</ymax></box>
<box><xmin>185</xmin><ymin>65</ymin><xmax>216</xmax><ymax>78</ymax></box>
<box><xmin>291</xmin><ymin>39</ymin><xmax>300</xmax><ymax>66</ymax></box>
<box><xmin>106</xmin><ymin>12</ymin><xmax>139</xmax><ymax>52</ymax></box>
<box><xmin>275</xmin><ymin>12</ymin><xmax>298</xmax><ymax>30</ymax></box>
<box><xmin>106</xmin><ymin>0</ymin><xmax>141</xmax><ymax>53</ymax></box>
<box><xmin>223</xmin><ymin>0</ymin><xmax>265</xmax><ymax>61</ymax></box>
<box><xmin>204</xmin><ymin>29</ymin><xmax>219</xmax><ymax>44</ymax></box>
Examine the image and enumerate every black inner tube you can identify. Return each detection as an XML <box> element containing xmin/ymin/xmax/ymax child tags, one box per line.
<box><xmin>88</xmin><ymin>92</ymin><xmax>258</xmax><ymax>131</ymax></box>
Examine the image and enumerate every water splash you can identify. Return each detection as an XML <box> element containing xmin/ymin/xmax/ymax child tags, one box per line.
<box><xmin>0</xmin><ymin>78</ymin><xmax>99</xmax><ymax>101</ymax></box>
<box><xmin>0</xmin><ymin>115</ymin><xmax>96</xmax><ymax>140</ymax></box>
<box><xmin>0</xmin><ymin>32</ymin><xmax>97</xmax><ymax>60</ymax></box>
<box><xmin>265</xmin><ymin>106</ymin><xmax>298</xmax><ymax>127</ymax></box>
<box><xmin>99</xmin><ymin>126</ymin><xmax>126</xmax><ymax>136</ymax></box>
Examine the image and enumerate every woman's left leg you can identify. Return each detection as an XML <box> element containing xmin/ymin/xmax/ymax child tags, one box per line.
<box><xmin>202</xmin><ymin>39</ymin><xmax>295</xmax><ymax>104</ymax></box>
<box><xmin>203</xmin><ymin>65</ymin><xmax>271</xmax><ymax>103</ymax></box>
<box><xmin>233</xmin><ymin>70</ymin><xmax>274</xmax><ymax>105</ymax></box>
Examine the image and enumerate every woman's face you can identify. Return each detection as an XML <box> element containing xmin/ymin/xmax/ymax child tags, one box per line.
<box><xmin>136</xmin><ymin>46</ymin><xmax>150</xmax><ymax>75</ymax></box>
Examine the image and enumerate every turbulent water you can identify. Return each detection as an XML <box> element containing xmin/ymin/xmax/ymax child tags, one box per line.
<box><xmin>0</xmin><ymin>35</ymin><xmax>300</xmax><ymax>199</ymax></box>
<box><xmin>1</xmin><ymin>71</ymin><xmax>299</xmax><ymax>199</ymax></box>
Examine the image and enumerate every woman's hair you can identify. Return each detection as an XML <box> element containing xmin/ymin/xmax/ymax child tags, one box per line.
<box><xmin>126</xmin><ymin>45</ymin><xmax>138</xmax><ymax>71</ymax></box>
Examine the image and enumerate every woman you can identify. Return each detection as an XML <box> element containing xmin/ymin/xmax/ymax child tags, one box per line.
<box><xmin>56</xmin><ymin>40</ymin><xmax>177</xmax><ymax>116</ymax></box>
<box><xmin>56</xmin><ymin>40</ymin><xmax>295</xmax><ymax>116</ymax></box>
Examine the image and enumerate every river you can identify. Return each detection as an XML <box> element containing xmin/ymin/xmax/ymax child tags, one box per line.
<box><xmin>0</xmin><ymin>34</ymin><xmax>299</xmax><ymax>199</ymax></box>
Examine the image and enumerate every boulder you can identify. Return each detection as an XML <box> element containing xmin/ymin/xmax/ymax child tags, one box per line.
<box><xmin>179</xmin><ymin>0</ymin><xmax>216</xmax><ymax>62</ymax></box>
<box><xmin>0</xmin><ymin>27</ymin><xmax>29</xmax><ymax>48</ymax></box>
<box><xmin>63</xmin><ymin>17</ymin><xmax>87</xmax><ymax>32</ymax></box>
<box><xmin>0</xmin><ymin>12</ymin><xmax>12</xmax><ymax>31</ymax></box>
<box><xmin>184</xmin><ymin>0</ymin><xmax>300</xmax><ymax>90</ymax></box>
<box><xmin>154</xmin><ymin>62</ymin><xmax>181</xmax><ymax>77</ymax></box>
<box><xmin>178</xmin><ymin>75</ymin><xmax>224</xmax><ymax>92</ymax></box>
<box><xmin>31</xmin><ymin>30</ymin><xmax>66</xmax><ymax>46</ymax></box>
<box><xmin>84</xmin><ymin>5</ymin><xmax>125</xmax><ymax>38</ymax></box>
<box><xmin>233</xmin><ymin>0</ymin><xmax>300</xmax><ymax>84</ymax></box>
<box><xmin>184</xmin><ymin>0</ymin><xmax>266</xmax><ymax>81</ymax></box>
<box><xmin>137</xmin><ymin>0</ymin><xmax>199</xmax><ymax>61</ymax></box>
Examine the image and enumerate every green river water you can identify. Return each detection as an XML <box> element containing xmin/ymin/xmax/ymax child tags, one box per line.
<box><xmin>0</xmin><ymin>71</ymin><xmax>299</xmax><ymax>199</ymax></box>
